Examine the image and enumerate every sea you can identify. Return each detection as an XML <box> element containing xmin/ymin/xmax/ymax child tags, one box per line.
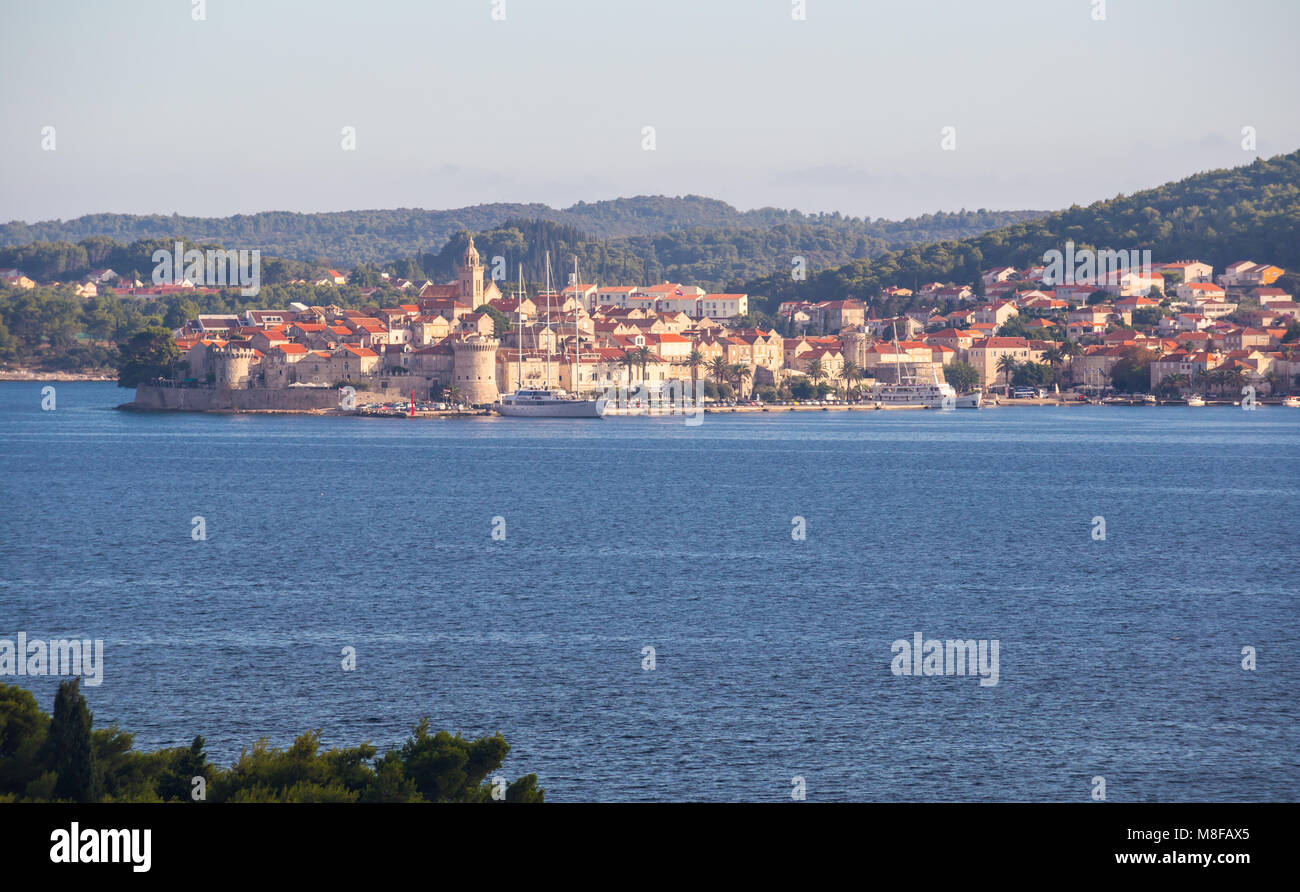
<box><xmin>1</xmin><ymin>382</ymin><xmax>1296</xmax><ymax>801</ymax></box>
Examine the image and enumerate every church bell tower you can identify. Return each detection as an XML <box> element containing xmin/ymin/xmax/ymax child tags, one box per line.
<box><xmin>458</xmin><ymin>236</ymin><xmax>485</xmax><ymax>307</ymax></box>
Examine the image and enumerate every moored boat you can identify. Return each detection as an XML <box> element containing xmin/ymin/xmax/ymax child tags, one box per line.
<box><xmin>873</xmin><ymin>322</ymin><xmax>972</xmax><ymax>409</ymax></box>
<box><xmin>495</xmin><ymin>387</ymin><xmax>606</xmax><ymax>417</ymax></box>
<box><xmin>491</xmin><ymin>255</ymin><xmax>606</xmax><ymax>419</ymax></box>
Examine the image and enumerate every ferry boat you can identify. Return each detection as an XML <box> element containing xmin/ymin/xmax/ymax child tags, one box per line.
<box><xmin>1283</xmin><ymin>396</ymin><xmax>1300</xmax><ymax>408</ymax></box>
<box><xmin>1186</xmin><ymin>394</ymin><xmax>1206</xmax><ymax>407</ymax></box>
<box><xmin>491</xmin><ymin>256</ymin><xmax>606</xmax><ymax>419</ymax></box>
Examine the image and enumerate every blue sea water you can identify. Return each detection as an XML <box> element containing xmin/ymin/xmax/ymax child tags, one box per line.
<box><xmin>0</xmin><ymin>382</ymin><xmax>1296</xmax><ymax>801</ymax></box>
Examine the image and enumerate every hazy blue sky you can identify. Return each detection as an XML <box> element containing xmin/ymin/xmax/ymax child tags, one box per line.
<box><xmin>2</xmin><ymin>0</ymin><xmax>1298</xmax><ymax>222</ymax></box>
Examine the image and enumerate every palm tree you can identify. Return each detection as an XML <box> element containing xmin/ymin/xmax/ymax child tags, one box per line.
<box><xmin>842</xmin><ymin>360</ymin><xmax>861</xmax><ymax>400</ymax></box>
<box><xmin>682</xmin><ymin>347</ymin><xmax>704</xmax><ymax>389</ymax></box>
<box><xmin>707</xmin><ymin>355</ymin><xmax>730</xmax><ymax>389</ymax></box>
<box><xmin>729</xmin><ymin>363</ymin><xmax>752</xmax><ymax>399</ymax></box>
<box><xmin>1264</xmin><ymin>369</ymin><xmax>1288</xmax><ymax>396</ymax></box>
<box><xmin>1158</xmin><ymin>373</ymin><xmax>1189</xmax><ymax>399</ymax></box>
<box><xmin>1205</xmin><ymin>367</ymin><xmax>1227</xmax><ymax>397</ymax></box>
<box><xmin>1059</xmin><ymin>339</ymin><xmax>1083</xmax><ymax>385</ymax></box>
<box><xmin>996</xmin><ymin>354</ymin><xmax>1019</xmax><ymax>390</ymax></box>
<box><xmin>807</xmin><ymin>358</ymin><xmax>826</xmax><ymax>391</ymax></box>
<box><xmin>635</xmin><ymin>345</ymin><xmax>655</xmax><ymax>385</ymax></box>
<box><xmin>1042</xmin><ymin>346</ymin><xmax>1064</xmax><ymax>387</ymax></box>
<box><xmin>618</xmin><ymin>349</ymin><xmax>638</xmax><ymax>387</ymax></box>
<box><xmin>1225</xmin><ymin>366</ymin><xmax>1248</xmax><ymax>397</ymax></box>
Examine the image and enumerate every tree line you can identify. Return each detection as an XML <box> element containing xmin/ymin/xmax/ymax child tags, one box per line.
<box><xmin>0</xmin><ymin>196</ymin><xmax>1044</xmax><ymax>271</ymax></box>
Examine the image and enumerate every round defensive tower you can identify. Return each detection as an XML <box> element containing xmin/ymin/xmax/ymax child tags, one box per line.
<box><xmin>839</xmin><ymin>326</ymin><xmax>870</xmax><ymax>369</ymax></box>
<box><xmin>451</xmin><ymin>335</ymin><xmax>500</xmax><ymax>404</ymax></box>
<box><xmin>211</xmin><ymin>343</ymin><xmax>256</xmax><ymax>389</ymax></box>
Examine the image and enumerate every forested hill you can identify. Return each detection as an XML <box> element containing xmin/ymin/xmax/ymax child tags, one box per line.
<box><xmin>0</xmin><ymin>197</ymin><xmax>1044</xmax><ymax>269</ymax></box>
<box><xmin>740</xmin><ymin>150</ymin><xmax>1300</xmax><ymax>316</ymax></box>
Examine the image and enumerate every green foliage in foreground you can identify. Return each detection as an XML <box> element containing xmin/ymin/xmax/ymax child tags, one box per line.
<box><xmin>0</xmin><ymin>680</ymin><xmax>543</xmax><ymax>803</ymax></box>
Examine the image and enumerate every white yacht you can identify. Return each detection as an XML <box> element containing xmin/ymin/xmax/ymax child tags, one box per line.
<box><xmin>1186</xmin><ymin>394</ymin><xmax>1206</xmax><ymax>407</ymax></box>
<box><xmin>1282</xmin><ymin>396</ymin><xmax>1300</xmax><ymax>408</ymax></box>
<box><xmin>496</xmin><ymin>387</ymin><xmax>606</xmax><ymax>417</ymax></box>
<box><xmin>874</xmin><ymin>380</ymin><xmax>959</xmax><ymax>408</ymax></box>
<box><xmin>492</xmin><ymin>256</ymin><xmax>606</xmax><ymax>419</ymax></box>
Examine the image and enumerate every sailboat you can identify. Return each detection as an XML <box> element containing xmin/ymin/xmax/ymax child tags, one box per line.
<box><xmin>870</xmin><ymin>322</ymin><xmax>977</xmax><ymax>407</ymax></box>
<box><xmin>492</xmin><ymin>254</ymin><xmax>606</xmax><ymax>418</ymax></box>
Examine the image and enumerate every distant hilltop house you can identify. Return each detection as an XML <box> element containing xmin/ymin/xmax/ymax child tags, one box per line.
<box><xmin>315</xmin><ymin>269</ymin><xmax>348</xmax><ymax>286</ymax></box>
<box><xmin>1176</xmin><ymin>281</ymin><xmax>1226</xmax><ymax>302</ymax></box>
<box><xmin>777</xmin><ymin>299</ymin><xmax>863</xmax><ymax>333</ymax></box>
<box><xmin>1218</xmin><ymin>260</ymin><xmax>1284</xmax><ymax>290</ymax></box>
<box><xmin>981</xmin><ymin>266</ymin><xmax>1017</xmax><ymax>286</ymax></box>
<box><xmin>0</xmin><ymin>268</ymin><xmax>37</xmax><ymax>289</ymax></box>
<box><xmin>1154</xmin><ymin>260</ymin><xmax>1213</xmax><ymax>284</ymax></box>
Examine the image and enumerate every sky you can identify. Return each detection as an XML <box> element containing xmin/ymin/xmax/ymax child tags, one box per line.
<box><xmin>2</xmin><ymin>0</ymin><xmax>1299</xmax><ymax>223</ymax></box>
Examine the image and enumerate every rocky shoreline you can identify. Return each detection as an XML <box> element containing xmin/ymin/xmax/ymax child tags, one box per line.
<box><xmin>0</xmin><ymin>369</ymin><xmax>116</xmax><ymax>382</ymax></box>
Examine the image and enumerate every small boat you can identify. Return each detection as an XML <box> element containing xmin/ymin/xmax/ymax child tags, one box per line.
<box><xmin>1186</xmin><ymin>394</ymin><xmax>1205</xmax><ymax>407</ymax></box>
<box><xmin>1283</xmin><ymin>396</ymin><xmax>1300</xmax><ymax>408</ymax></box>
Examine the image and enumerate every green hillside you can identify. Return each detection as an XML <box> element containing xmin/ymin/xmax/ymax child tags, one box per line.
<box><xmin>0</xmin><ymin>197</ymin><xmax>1043</xmax><ymax>275</ymax></box>
<box><xmin>740</xmin><ymin>150</ymin><xmax>1300</xmax><ymax>315</ymax></box>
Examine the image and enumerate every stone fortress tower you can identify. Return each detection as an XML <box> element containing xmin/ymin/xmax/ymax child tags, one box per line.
<box><xmin>839</xmin><ymin>326</ymin><xmax>871</xmax><ymax>369</ymax></box>
<box><xmin>211</xmin><ymin>343</ymin><xmax>256</xmax><ymax>389</ymax></box>
<box><xmin>451</xmin><ymin>334</ymin><xmax>500</xmax><ymax>404</ymax></box>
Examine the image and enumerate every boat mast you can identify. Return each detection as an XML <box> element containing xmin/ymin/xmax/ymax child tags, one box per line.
<box><xmin>515</xmin><ymin>264</ymin><xmax>524</xmax><ymax>392</ymax></box>
<box><xmin>572</xmin><ymin>256</ymin><xmax>580</xmax><ymax>397</ymax></box>
<box><xmin>892</xmin><ymin>319</ymin><xmax>901</xmax><ymax>386</ymax></box>
<box><xmin>543</xmin><ymin>252</ymin><xmax>554</xmax><ymax>390</ymax></box>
